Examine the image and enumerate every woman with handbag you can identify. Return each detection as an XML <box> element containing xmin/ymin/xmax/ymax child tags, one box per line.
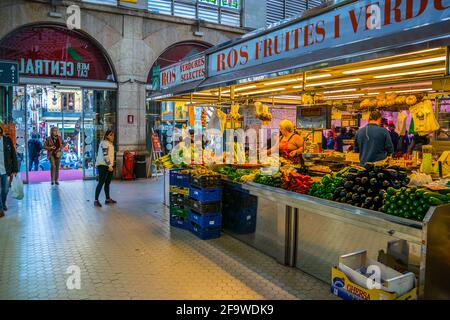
<box><xmin>44</xmin><ymin>127</ymin><xmax>65</xmax><ymax>185</ymax></box>
<box><xmin>94</xmin><ymin>129</ymin><xmax>116</xmax><ymax>207</ymax></box>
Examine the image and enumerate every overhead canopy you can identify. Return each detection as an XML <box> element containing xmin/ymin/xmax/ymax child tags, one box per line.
<box><xmin>147</xmin><ymin>79</ymin><xmax>204</xmax><ymax>100</ymax></box>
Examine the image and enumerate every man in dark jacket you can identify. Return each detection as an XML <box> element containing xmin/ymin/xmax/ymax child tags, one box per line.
<box><xmin>28</xmin><ymin>134</ymin><xmax>43</xmax><ymax>171</ymax></box>
<box><xmin>0</xmin><ymin>126</ymin><xmax>19</xmax><ymax>217</ymax></box>
<box><xmin>354</xmin><ymin>111</ymin><xmax>394</xmax><ymax>165</ymax></box>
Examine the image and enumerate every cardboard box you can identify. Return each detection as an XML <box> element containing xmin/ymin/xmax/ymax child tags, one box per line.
<box><xmin>338</xmin><ymin>250</ymin><xmax>415</xmax><ymax>297</ymax></box>
<box><xmin>331</xmin><ymin>266</ymin><xmax>417</xmax><ymax>300</ymax></box>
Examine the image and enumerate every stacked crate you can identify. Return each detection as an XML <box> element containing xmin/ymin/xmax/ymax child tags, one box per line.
<box><xmin>169</xmin><ymin>169</ymin><xmax>191</xmax><ymax>230</ymax></box>
<box><xmin>187</xmin><ymin>173</ymin><xmax>222</xmax><ymax>240</ymax></box>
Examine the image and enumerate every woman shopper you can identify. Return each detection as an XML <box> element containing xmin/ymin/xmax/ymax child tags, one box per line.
<box><xmin>94</xmin><ymin>129</ymin><xmax>116</xmax><ymax>207</ymax></box>
<box><xmin>44</xmin><ymin>127</ymin><xmax>64</xmax><ymax>185</ymax></box>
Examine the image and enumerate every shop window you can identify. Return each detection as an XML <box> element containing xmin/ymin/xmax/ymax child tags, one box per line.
<box><xmin>61</xmin><ymin>93</ymin><xmax>76</xmax><ymax>112</ymax></box>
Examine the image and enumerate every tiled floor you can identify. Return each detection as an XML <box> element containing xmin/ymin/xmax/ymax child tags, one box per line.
<box><xmin>0</xmin><ymin>178</ymin><xmax>335</xmax><ymax>300</ymax></box>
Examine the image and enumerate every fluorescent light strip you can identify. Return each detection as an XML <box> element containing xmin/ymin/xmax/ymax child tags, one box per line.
<box><xmin>324</xmin><ymin>94</ymin><xmax>365</xmax><ymax>99</ymax></box>
<box><xmin>374</xmin><ymin>67</ymin><xmax>446</xmax><ymax>79</ymax></box>
<box><xmin>305</xmin><ymin>73</ymin><xmax>332</xmax><ymax>80</ymax></box>
<box><xmin>323</xmin><ymin>88</ymin><xmax>357</xmax><ymax>94</ymax></box>
<box><xmin>263</xmin><ymin>78</ymin><xmax>302</xmax><ymax>86</ymax></box>
<box><xmin>300</xmin><ymin>78</ymin><xmax>361</xmax><ymax>88</ymax></box>
<box><xmin>221</xmin><ymin>85</ymin><xmax>257</xmax><ymax>94</ymax></box>
<box><xmin>276</xmin><ymin>95</ymin><xmax>302</xmax><ymax>100</ymax></box>
<box><xmin>240</xmin><ymin>87</ymin><xmax>286</xmax><ymax>96</ymax></box>
<box><xmin>367</xmin><ymin>92</ymin><xmax>379</xmax><ymax>95</ymax></box>
<box><xmin>362</xmin><ymin>81</ymin><xmax>432</xmax><ymax>91</ymax></box>
<box><xmin>391</xmin><ymin>88</ymin><xmax>433</xmax><ymax>94</ymax></box>
<box><xmin>193</xmin><ymin>92</ymin><xmax>214</xmax><ymax>96</ymax></box>
<box><xmin>343</xmin><ymin>56</ymin><xmax>446</xmax><ymax>74</ymax></box>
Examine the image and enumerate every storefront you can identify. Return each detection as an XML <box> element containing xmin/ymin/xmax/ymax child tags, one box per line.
<box><xmin>150</xmin><ymin>0</ymin><xmax>450</xmax><ymax>299</ymax></box>
<box><xmin>0</xmin><ymin>24</ymin><xmax>117</xmax><ymax>183</ymax></box>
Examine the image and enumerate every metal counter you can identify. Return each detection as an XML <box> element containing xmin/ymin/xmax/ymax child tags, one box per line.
<box><xmin>239</xmin><ymin>182</ymin><xmax>449</xmax><ymax>299</ymax></box>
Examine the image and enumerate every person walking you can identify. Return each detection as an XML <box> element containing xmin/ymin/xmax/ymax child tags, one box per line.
<box><xmin>44</xmin><ymin>127</ymin><xmax>64</xmax><ymax>185</ymax></box>
<box><xmin>0</xmin><ymin>127</ymin><xmax>19</xmax><ymax>217</ymax></box>
<box><xmin>28</xmin><ymin>134</ymin><xmax>42</xmax><ymax>171</ymax></box>
<box><xmin>94</xmin><ymin>129</ymin><xmax>116</xmax><ymax>207</ymax></box>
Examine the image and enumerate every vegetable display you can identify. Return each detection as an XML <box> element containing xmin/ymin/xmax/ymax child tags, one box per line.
<box><xmin>219</xmin><ymin>166</ymin><xmax>256</xmax><ymax>182</ymax></box>
<box><xmin>308</xmin><ymin>174</ymin><xmax>344</xmax><ymax>200</ymax></box>
<box><xmin>332</xmin><ymin>163</ymin><xmax>410</xmax><ymax>210</ymax></box>
<box><xmin>282</xmin><ymin>171</ymin><xmax>313</xmax><ymax>194</ymax></box>
<box><xmin>381</xmin><ymin>187</ymin><xmax>450</xmax><ymax>221</ymax></box>
<box><xmin>253</xmin><ymin>172</ymin><xmax>282</xmax><ymax>187</ymax></box>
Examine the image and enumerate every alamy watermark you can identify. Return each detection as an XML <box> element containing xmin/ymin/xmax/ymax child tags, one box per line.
<box><xmin>66</xmin><ymin>5</ymin><xmax>81</xmax><ymax>30</ymax></box>
<box><xmin>66</xmin><ymin>265</ymin><xmax>81</xmax><ymax>290</ymax></box>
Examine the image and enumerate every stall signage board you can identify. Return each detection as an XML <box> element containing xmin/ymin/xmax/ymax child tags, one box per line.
<box><xmin>0</xmin><ymin>61</ymin><xmax>19</xmax><ymax>85</ymax></box>
<box><xmin>296</xmin><ymin>105</ymin><xmax>331</xmax><ymax>129</ymax></box>
<box><xmin>160</xmin><ymin>55</ymin><xmax>206</xmax><ymax>90</ymax></box>
<box><xmin>208</xmin><ymin>0</ymin><xmax>450</xmax><ymax>77</ymax></box>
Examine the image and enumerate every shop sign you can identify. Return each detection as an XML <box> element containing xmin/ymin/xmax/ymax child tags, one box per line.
<box><xmin>208</xmin><ymin>0</ymin><xmax>450</xmax><ymax>77</ymax></box>
<box><xmin>0</xmin><ymin>25</ymin><xmax>115</xmax><ymax>81</ymax></box>
<box><xmin>0</xmin><ymin>60</ymin><xmax>19</xmax><ymax>85</ymax></box>
<box><xmin>160</xmin><ymin>55</ymin><xmax>206</xmax><ymax>90</ymax></box>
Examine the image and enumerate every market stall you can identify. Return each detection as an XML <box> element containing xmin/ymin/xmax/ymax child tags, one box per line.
<box><xmin>151</xmin><ymin>0</ymin><xmax>450</xmax><ymax>299</ymax></box>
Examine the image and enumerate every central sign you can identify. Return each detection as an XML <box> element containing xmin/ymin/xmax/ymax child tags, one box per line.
<box><xmin>160</xmin><ymin>55</ymin><xmax>206</xmax><ymax>90</ymax></box>
<box><xmin>0</xmin><ymin>60</ymin><xmax>19</xmax><ymax>85</ymax></box>
<box><xmin>208</xmin><ymin>0</ymin><xmax>450</xmax><ymax>77</ymax></box>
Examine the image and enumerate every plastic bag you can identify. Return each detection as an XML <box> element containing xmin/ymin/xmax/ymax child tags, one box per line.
<box><xmin>10</xmin><ymin>175</ymin><xmax>24</xmax><ymax>200</ymax></box>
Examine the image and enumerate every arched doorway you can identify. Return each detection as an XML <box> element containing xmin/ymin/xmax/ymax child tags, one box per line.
<box><xmin>0</xmin><ymin>24</ymin><xmax>118</xmax><ymax>183</ymax></box>
<box><xmin>146</xmin><ymin>41</ymin><xmax>211</xmax><ymax>172</ymax></box>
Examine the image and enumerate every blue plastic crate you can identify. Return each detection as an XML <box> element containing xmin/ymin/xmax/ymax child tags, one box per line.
<box><xmin>189</xmin><ymin>186</ymin><xmax>222</xmax><ymax>202</ymax></box>
<box><xmin>188</xmin><ymin>210</ymin><xmax>222</xmax><ymax>228</ymax></box>
<box><xmin>169</xmin><ymin>169</ymin><xmax>190</xmax><ymax>187</ymax></box>
<box><xmin>190</xmin><ymin>222</ymin><xmax>221</xmax><ymax>240</ymax></box>
<box><xmin>170</xmin><ymin>215</ymin><xmax>190</xmax><ymax>230</ymax></box>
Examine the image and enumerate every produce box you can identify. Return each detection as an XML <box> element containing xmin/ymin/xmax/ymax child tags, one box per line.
<box><xmin>188</xmin><ymin>210</ymin><xmax>222</xmax><ymax>228</ymax></box>
<box><xmin>169</xmin><ymin>169</ymin><xmax>190</xmax><ymax>187</ymax></box>
<box><xmin>170</xmin><ymin>215</ymin><xmax>190</xmax><ymax>230</ymax></box>
<box><xmin>169</xmin><ymin>186</ymin><xmax>189</xmax><ymax>196</ymax></box>
<box><xmin>334</xmin><ymin>250</ymin><xmax>416</xmax><ymax>299</ymax></box>
<box><xmin>169</xmin><ymin>192</ymin><xmax>187</xmax><ymax>209</ymax></box>
<box><xmin>187</xmin><ymin>198</ymin><xmax>221</xmax><ymax>214</ymax></box>
<box><xmin>189</xmin><ymin>186</ymin><xmax>222</xmax><ymax>202</ymax></box>
<box><xmin>190</xmin><ymin>174</ymin><xmax>222</xmax><ymax>189</ymax></box>
<box><xmin>170</xmin><ymin>207</ymin><xmax>189</xmax><ymax>219</ymax></box>
<box><xmin>190</xmin><ymin>222</ymin><xmax>221</xmax><ymax>240</ymax></box>
<box><xmin>331</xmin><ymin>266</ymin><xmax>417</xmax><ymax>300</ymax></box>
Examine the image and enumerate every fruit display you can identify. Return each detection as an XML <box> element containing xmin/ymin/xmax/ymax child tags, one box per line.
<box><xmin>381</xmin><ymin>187</ymin><xmax>450</xmax><ymax>221</ymax></box>
<box><xmin>301</xmin><ymin>94</ymin><xmax>314</xmax><ymax>105</ymax></box>
<box><xmin>359</xmin><ymin>93</ymin><xmax>418</xmax><ymax>109</ymax></box>
<box><xmin>308</xmin><ymin>174</ymin><xmax>344</xmax><ymax>200</ymax></box>
<box><xmin>332</xmin><ymin>163</ymin><xmax>410</xmax><ymax>210</ymax></box>
<box><xmin>282</xmin><ymin>171</ymin><xmax>313</xmax><ymax>194</ymax></box>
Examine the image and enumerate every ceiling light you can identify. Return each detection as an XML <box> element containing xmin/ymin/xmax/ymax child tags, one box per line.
<box><xmin>324</xmin><ymin>94</ymin><xmax>365</xmax><ymax>99</ymax></box>
<box><xmin>240</xmin><ymin>87</ymin><xmax>286</xmax><ymax>96</ymax></box>
<box><xmin>343</xmin><ymin>56</ymin><xmax>446</xmax><ymax>74</ymax></box>
<box><xmin>362</xmin><ymin>81</ymin><xmax>432</xmax><ymax>90</ymax></box>
<box><xmin>221</xmin><ymin>85</ymin><xmax>257</xmax><ymax>94</ymax></box>
<box><xmin>276</xmin><ymin>95</ymin><xmax>302</xmax><ymax>100</ymax></box>
<box><xmin>263</xmin><ymin>78</ymin><xmax>303</xmax><ymax>86</ymax></box>
<box><xmin>367</xmin><ymin>92</ymin><xmax>379</xmax><ymax>95</ymax></box>
<box><xmin>323</xmin><ymin>88</ymin><xmax>357</xmax><ymax>94</ymax></box>
<box><xmin>373</xmin><ymin>67</ymin><xmax>446</xmax><ymax>79</ymax></box>
<box><xmin>300</xmin><ymin>78</ymin><xmax>362</xmax><ymax>88</ymax></box>
<box><xmin>306</xmin><ymin>73</ymin><xmax>332</xmax><ymax>80</ymax></box>
<box><xmin>193</xmin><ymin>92</ymin><xmax>214</xmax><ymax>96</ymax></box>
<box><xmin>392</xmin><ymin>88</ymin><xmax>433</xmax><ymax>94</ymax></box>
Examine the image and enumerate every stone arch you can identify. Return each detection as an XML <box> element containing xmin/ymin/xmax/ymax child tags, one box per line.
<box><xmin>0</xmin><ymin>22</ymin><xmax>118</xmax><ymax>83</ymax></box>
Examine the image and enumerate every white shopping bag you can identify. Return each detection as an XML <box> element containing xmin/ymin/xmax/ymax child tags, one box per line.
<box><xmin>10</xmin><ymin>175</ymin><xmax>24</xmax><ymax>200</ymax></box>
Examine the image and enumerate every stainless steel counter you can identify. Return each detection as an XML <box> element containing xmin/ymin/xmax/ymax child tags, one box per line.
<box><xmin>240</xmin><ymin>182</ymin><xmax>449</xmax><ymax>299</ymax></box>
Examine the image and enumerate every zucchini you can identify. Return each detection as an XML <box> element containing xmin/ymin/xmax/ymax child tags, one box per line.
<box><xmin>438</xmin><ymin>189</ymin><xmax>450</xmax><ymax>195</ymax></box>
<box><xmin>423</xmin><ymin>192</ymin><xmax>448</xmax><ymax>202</ymax></box>
<box><xmin>429</xmin><ymin>197</ymin><xmax>444</xmax><ymax>206</ymax></box>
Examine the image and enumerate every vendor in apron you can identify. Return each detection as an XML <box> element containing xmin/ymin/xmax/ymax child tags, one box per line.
<box><xmin>277</xmin><ymin>119</ymin><xmax>304</xmax><ymax>162</ymax></box>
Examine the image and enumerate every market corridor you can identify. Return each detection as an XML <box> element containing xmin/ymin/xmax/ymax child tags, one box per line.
<box><xmin>0</xmin><ymin>179</ymin><xmax>334</xmax><ymax>300</ymax></box>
